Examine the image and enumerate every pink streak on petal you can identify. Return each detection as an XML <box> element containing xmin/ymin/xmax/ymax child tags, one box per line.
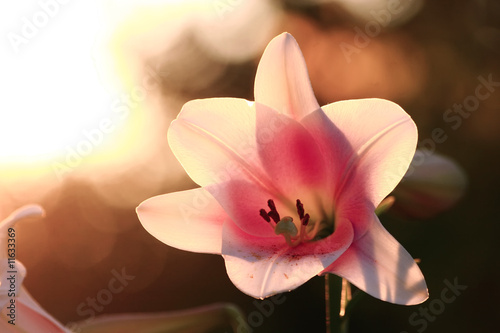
<box><xmin>254</xmin><ymin>32</ymin><xmax>320</xmax><ymax>120</ymax></box>
<box><xmin>322</xmin><ymin>214</ymin><xmax>428</xmax><ymax>305</ymax></box>
<box><xmin>255</xmin><ymin>104</ymin><xmax>331</xmax><ymax>206</ymax></box>
<box><xmin>221</xmin><ymin>218</ymin><xmax>354</xmax><ymax>299</ymax></box>
<box><xmin>300</xmin><ymin>108</ymin><xmax>373</xmax><ymax>236</ymax></box>
<box><xmin>136</xmin><ymin>188</ymin><xmax>226</xmax><ymax>254</ymax></box>
<box><xmin>301</xmin><ymin>108</ymin><xmax>352</xmax><ymax>188</ymax></box>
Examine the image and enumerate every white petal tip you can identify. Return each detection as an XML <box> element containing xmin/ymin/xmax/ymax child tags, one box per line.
<box><xmin>1</xmin><ymin>204</ymin><xmax>45</xmax><ymax>230</ymax></box>
<box><xmin>407</xmin><ymin>288</ymin><xmax>430</xmax><ymax>305</ymax></box>
<box><xmin>9</xmin><ymin>204</ymin><xmax>45</xmax><ymax>221</ymax></box>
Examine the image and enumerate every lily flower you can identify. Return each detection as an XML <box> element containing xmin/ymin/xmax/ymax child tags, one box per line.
<box><xmin>137</xmin><ymin>32</ymin><xmax>428</xmax><ymax>305</ymax></box>
<box><xmin>0</xmin><ymin>205</ymin><xmax>71</xmax><ymax>332</ymax></box>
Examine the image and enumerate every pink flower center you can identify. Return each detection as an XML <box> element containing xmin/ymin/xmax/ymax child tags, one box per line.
<box><xmin>259</xmin><ymin>199</ymin><xmax>323</xmax><ymax>247</ymax></box>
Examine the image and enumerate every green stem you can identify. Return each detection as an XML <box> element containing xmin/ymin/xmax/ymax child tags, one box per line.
<box><xmin>325</xmin><ymin>274</ymin><xmax>343</xmax><ymax>333</ymax></box>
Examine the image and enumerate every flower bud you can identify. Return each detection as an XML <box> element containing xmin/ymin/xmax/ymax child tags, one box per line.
<box><xmin>391</xmin><ymin>150</ymin><xmax>467</xmax><ymax>219</ymax></box>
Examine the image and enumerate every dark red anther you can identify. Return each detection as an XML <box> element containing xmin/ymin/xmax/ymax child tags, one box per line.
<box><xmin>266</xmin><ymin>199</ymin><xmax>280</xmax><ymax>223</ymax></box>
<box><xmin>259</xmin><ymin>209</ymin><xmax>271</xmax><ymax>222</ymax></box>
<box><xmin>296</xmin><ymin>199</ymin><xmax>304</xmax><ymax>220</ymax></box>
<box><xmin>268</xmin><ymin>211</ymin><xmax>280</xmax><ymax>223</ymax></box>
<box><xmin>301</xmin><ymin>213</ymin><xmax>310</xmax><ymax>226</ymax></box>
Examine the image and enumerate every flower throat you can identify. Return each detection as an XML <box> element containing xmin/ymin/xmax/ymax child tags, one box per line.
<box><xmin>259</xmin><ymin>199</ymin><xmax>333</xmax><ymax>247</ymax></box>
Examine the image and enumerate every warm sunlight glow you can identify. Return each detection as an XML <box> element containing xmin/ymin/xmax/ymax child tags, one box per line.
<box><xmin>0</xmin><ymin>2</ymin><xmax>150</xmax><ymax>184</ymax></box>
<box><xmin>1</xmin><ymin>3</ymin><xmax>110</xmax><ymax>163</ymax></box>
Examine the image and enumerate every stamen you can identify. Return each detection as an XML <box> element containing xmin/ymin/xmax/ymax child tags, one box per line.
<box><xmin>267</xmin><ymin>199</ymin><xmax>280</xmax><ymax>223</ymax></box>
<box><xmin>302</xmin><ymin>213</ymin><xmax>310</xmax><ymax>226</ymax></box>
<box><xmin>258</xmin><ymin>198</ymin><xmax>325</xmax><ymax>247</ymax></box>
<box><xmin>296</xmin><ymin>199</ymin><xmax>304</xmax><ymax>219</ymax></box>
<box><xmin>267</xmin><ymin>199</ymin><xmax>277</xmax><ymax>211</ymax></box>
<box><xmin>259</xmin><ymin>209</ymin><xmax>271</xmax><ymax>222</ymax></box>
<box><xmin>268</xmin><ymin>211</ymin><xmax>280</xmax><ymax>223</ymax></box>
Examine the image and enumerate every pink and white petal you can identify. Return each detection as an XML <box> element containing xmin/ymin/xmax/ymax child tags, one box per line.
<box><xmin>254</xmin><ymin>33</ymin><xmax>320</xmax><ymax>120</ymax></box>
<box><xmin>168</xmin><ymin>97</ymin><xmax>266</xmax><ymax>187</ymax></box>
<box><xmin>221</xmin><ymin>218</ymin><xmax>354</xmax><ymax>299</ymax></box>
<box><xmin>14</xmin><ymin>288</ymin><xmax>70</xmax><ymax>332</ymax></box>
<box><xmin>323</xmin><ymin>98</ymin><xmax>417</xmax><ymax>208</ymax></box>
<box><xmin>302</xmin><ymin>99</ymin><xmax>417</xmax><ymax>238</ymax></box>
<box><xmin>334</xmin><ymin>194</ymin><xmax>376</xmax><ymax>243</ymax></box>
<box><xmin>137</xmin><ymin>188</ymin><xmax>227</xmax><ymax>254</ymax></box>
<box><xmin>255</xmin><ymin>104</ymin><xmax>332</xmax><ymax>208</ymax></box>
<box><xmin>322</xmin><ymin>214</ymin><xmax>428</xmax><ymax>305</ymax></box>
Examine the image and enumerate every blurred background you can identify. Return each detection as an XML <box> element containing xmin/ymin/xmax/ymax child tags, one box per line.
<box><xmin>1</xmin><ymin>0</ymin><xmax>499</xmax><ymax>332</ymax></box>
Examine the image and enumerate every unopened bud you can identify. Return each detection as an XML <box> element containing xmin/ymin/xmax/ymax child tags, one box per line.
<box><xmin>391</xmin><ymin>150</ymin><xmax>467</xmax><ymax>219</ymax></box>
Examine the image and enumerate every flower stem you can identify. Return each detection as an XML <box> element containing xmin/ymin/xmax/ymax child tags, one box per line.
<box><xmin>325</xmin><ymin>273</ymin><xmax>342</xmax><ymax>333</ymax></box>
<box><xmin>325</xmin><ymin>274</ymin><xmax>352</xmax><ymax>333</ymax></box>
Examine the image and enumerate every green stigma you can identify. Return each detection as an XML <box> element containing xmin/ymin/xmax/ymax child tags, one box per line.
<box><xmin>274</xmin><ymin>216</ymin><xmax>298</xmax><ymax>238</ymax></box>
